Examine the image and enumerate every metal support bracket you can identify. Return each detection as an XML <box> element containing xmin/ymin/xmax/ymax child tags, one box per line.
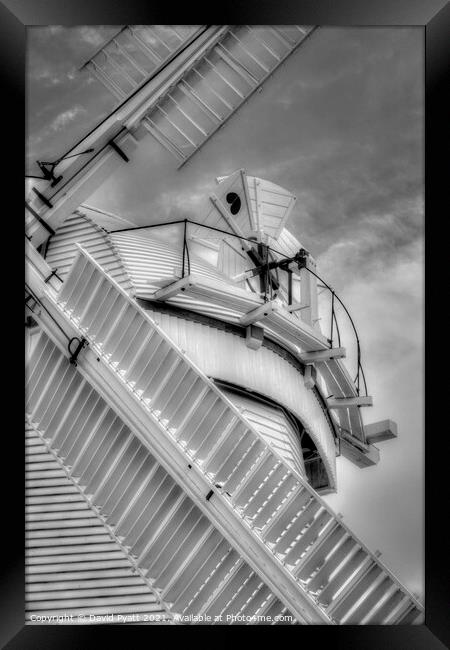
<box><xmin>68</xmin><ymin>337</ymin><xmax>89</xmax><ymax>366</ymax></box>
<box><xmin>299</xmin><ymin>347</ymin><xmax>346</xmax><ymax>364</ymax></box>
<box><xmin>154</xmin><ymin>275</ymin><xmax>192</xmax><ymax>301</ymax></box>
<box><xmin>32</xmin><ymin>187</ymin><xmax>53</xmax><ymax>209</ymax></box>
<box><xmin>240</xmin><ymin>300</ymin><xmax>278</xmax><ymax>326</ymax></box>
<box><xmin>25</xmin><ymin>201</ymin><xmax>56</xmax><ymax>236</ymax></box>
<box><xmin>109</xmin><ymin>139</ymin><xmax>130</xmax><ymax>162</ymax></box>
<box><xmin>44</xmin><ymin>268</ymin><xmax>63</xmax><ymax>284</ymax></box>
<box><xmin>245</xmin><ymin>324</ymin><xmax>264</xmax><ymax>350</ymax></box>
<box><xmin>304</xmin><ymin>364</ymin><xmax>317</xmax><ymax>390</ymax></box>
<box><xmin>327</xmin><ymin>395</ymin><xmax>373</xmax><ymax>409</ymax></box>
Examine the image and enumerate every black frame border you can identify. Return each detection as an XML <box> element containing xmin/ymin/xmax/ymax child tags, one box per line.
<box><xmin>5</xmin><ymin>0</ymin><xmax>449</xmax><ymax>647</ymax></box>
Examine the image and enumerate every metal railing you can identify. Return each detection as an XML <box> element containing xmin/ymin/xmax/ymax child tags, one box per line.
<box><xmin>109</xmin><ymin>218</ymin><xmax>368</xmax><ymax>397</ymax></box>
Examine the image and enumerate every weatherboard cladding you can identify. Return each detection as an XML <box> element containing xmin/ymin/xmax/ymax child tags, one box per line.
<box><xmin>110</xmin><ymin>230</ymin><xmax>252</xmax><ymax>321</ymax></box>
<box><xmin>110</xmin><ymin>228</ymin><xmax>314</xmax><ymax>333</ymax></box>
<box><xmin>25</xmin><ymin>421</ymin><xmax>171</xmax><ymax>624</ymax></box>
<box><xmin>44</xmin><ymin>212</ymin><xmax>133</xmax><ymax>294</ymax></box>
<box><xmin>219</xmin><ymin>389</ymin><xmax>306</xmax><ymax>477</ymax></box>
<box><xmin>142</xmin><ymin>307</ymin><xmax>336</xmax><ymax>487</ymax></box>
<box><xmin>110</xmin><ymin>229</ymin><xmax>225</xmax><ymax>286</ymax></box>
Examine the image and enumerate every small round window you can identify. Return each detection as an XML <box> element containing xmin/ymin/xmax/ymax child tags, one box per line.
<box><xmin>226</xmin><ymin>192</ymin><xmax>241</xmax><ymax>215</ymax></box>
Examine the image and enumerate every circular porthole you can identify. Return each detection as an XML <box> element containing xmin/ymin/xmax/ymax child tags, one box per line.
<box><xmin>226</xmin><ymin>192</ymin><xmax>241</xmax><ymax>215</ymax></box>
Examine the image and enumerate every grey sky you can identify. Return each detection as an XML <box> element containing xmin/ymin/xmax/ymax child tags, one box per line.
<box><xmin>26</xmin><ymin>25</ymin><xmax>424</xmax><ymax>600</ymax></box>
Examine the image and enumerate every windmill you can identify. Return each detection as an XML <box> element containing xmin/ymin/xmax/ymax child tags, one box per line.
<box><xmin>25</xmin><ymin>25</ymin><xmax>422</xmax><ymax>625</ymax></box>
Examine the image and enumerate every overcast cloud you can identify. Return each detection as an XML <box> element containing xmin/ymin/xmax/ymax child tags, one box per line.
<box><xmin>27</xmin><ymin>25</ymin><xmax>424</xmax><ymax>599</ymax></box>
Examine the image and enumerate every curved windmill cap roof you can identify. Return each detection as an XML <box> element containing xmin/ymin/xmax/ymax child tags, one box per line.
<box><xmin>111</xmin><ymin>227</ymin><xmax>232</xmax><ymax>293</ymax></box>
<box><xmin>110</xmin><ymin>170</ymin><xmax>305</xmax><ymax>295</ymax></box>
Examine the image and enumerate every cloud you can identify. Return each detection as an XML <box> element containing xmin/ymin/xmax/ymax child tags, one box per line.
<box><xmin>26</xmin><ymin>27</ymin><xmax>120</xmax><ymax>164</ymax></box>
<box><xmin>321</xmin><ymin>228</ymin><xmax>424</xmax><ymax>598</ymax></box>
<box><xmin>77</xmin><ymin>26</ymin><xmax>117</xmax><ymax>48</ymax></box>
<box><xmin>50</xmin><ymin>106</ymin><xmax>87</xmax><ymax>132</ymax></box>
<box><xmin>316</xmin><ymin>198</ymin><xmax>423</xmax><ymax>282</ymax></box>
